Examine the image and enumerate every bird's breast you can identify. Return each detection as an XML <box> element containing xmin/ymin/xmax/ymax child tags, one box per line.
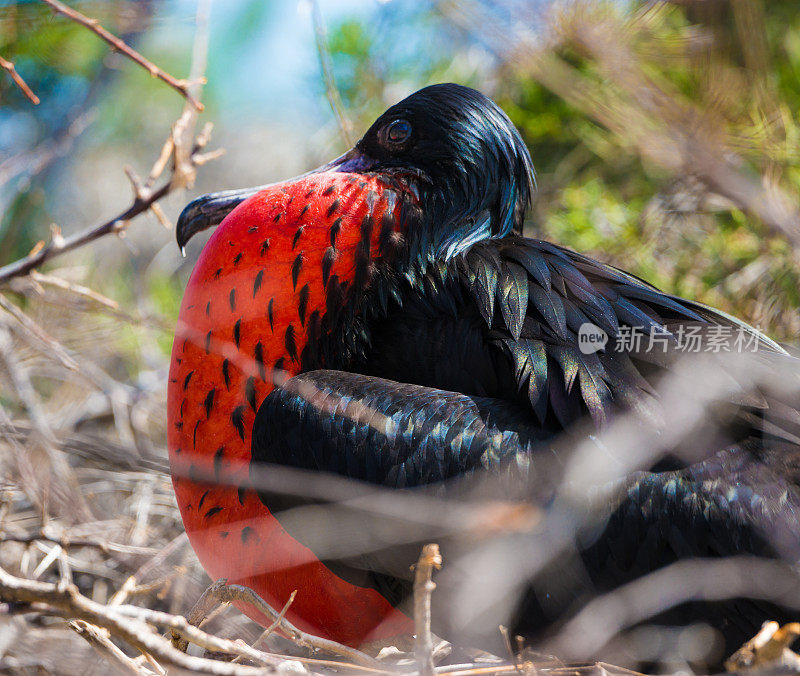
<box><xmin>166</xmin><ymin>171</ymin><xmax>416</xmax><ymax>642</ymax></box>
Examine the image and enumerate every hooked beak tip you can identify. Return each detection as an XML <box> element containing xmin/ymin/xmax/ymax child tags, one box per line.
<box><xmin>174</xmin><ymin>148</ymin><xmax>374</xmax><ymax>252</ymax></box>
<box><xmin>175</xmin><ymin>186</ymin><xmax>268</xmax><ymax>252</ymax></box>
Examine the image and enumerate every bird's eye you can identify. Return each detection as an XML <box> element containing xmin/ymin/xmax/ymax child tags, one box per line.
<box><xmin>383</xmin><ymin>119</ymin><xmax>412</xmax><ymax>147</ymax></box>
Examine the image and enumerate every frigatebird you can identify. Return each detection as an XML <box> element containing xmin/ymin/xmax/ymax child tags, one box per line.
<box><xmin>168</xmin><ymin>83</ymin><xmax>800</xmax><ymax>666</ymax></box>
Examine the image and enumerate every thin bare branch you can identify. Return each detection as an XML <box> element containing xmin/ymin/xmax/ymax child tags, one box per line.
<box><xmin>111</xmin><ymin>605</ymin><xmax>285</xmax><ymax>667</ymax></box>
<box><xmin>109</xmin><ymin>576</ymin><xmax>140</xmax><ymax>607</ymax></box>
<box><xmin>70</xmin><ymin>619</ymin><xmax>154</xmax><ymax>676</ymax></box>
<box><xmin>0</xmin><ymin>54</ymin><xmax>39</xmax><ymax>104</ymax></box>
<box><xmin>0</xmin><ymin>564</ymin><xmax>272</xmax><ymax>675</ymax></box>
<box><xmin>0</xmin><ymin>293</ymin><xmax>79</xmax><ymax>371</ymax></box>
<box><xmin>227</xmin><ymin>591</ymin><xmax>298</xmax><ymax>666</ymax></box>
<box><xmin>255</xmin><ymin>590</ymin><xmax>296</xmax><ymax>646</ymax></box>
<box><xmin>413</xmin><ymin>544</ymin><xmax>442</xmax><ymax>676</ymax></box>
<box><xmin>0</xmin><ymin>131</ymin><xmax>216</xmax><ymax>286</ymax></box>
<box><xmin>170</xmin><ymin>578</ymin><xmax>383</xmax><ymax>669</ymax></box>
<box><xmin>311</xmin><ymin>0</ymin><xmax>353</xmax><ymax>146</ymax></box>
<box><xmin>0</xmin><ymin>530</ymin><xmax>157</xmax><ymax>557</ymax></box>
<box><xmin>170</xmin><ymin>0</ymin><xmax>212</xmax><ymax>191</ymax></box>
<box><xmin>37</xmin><ymin>0</ymin><xmax>204</xmax><ymax>111</ymax></box>
<box><xmin>0</xmin><ymin>326</ymin><xmax>92</xmax><ymax>522</ymax></box>
<box><xmin>27</xmin><ymin>271</ymin><xmax>119</xmax><ymax>310</ymax></box>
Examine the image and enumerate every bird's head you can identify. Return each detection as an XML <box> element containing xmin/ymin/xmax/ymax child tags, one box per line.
<box><xmin>177</xmin><ymin>83</ymin><xmax>534</xmax><ymax>263</ymax></box>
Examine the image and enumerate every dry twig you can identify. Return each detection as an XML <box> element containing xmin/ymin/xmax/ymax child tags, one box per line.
<box><xmin>27</xmin><ymin>270</ymin><xmax>119</xmax><ymax>310</ymax></box>
<box><xmin>38</xmin><ymin>0</ymin><xmax>204</xmax><ymax>111</ymax></box>
<box><xmin>0</xmin><ymin>126</ymin><xmax>215</xmax><ymax>285</ymax></box>
<box><xmin>311</xmin><ymin>0</ymin><xmax>353</xmax><ymax>146</ymax></box>
<box><xmin>0</xmin><ymin>529</ymin><xmax>156</xmax><ymax>557</ymax></box>
<box><xmin>0</xmin><ymin>292</ymin><xmax>78</xmax><ymax>371</ymax></box>
<box><xmin>171</xmin><ymin>578</ymin><xmax>383</xmax><ymax>669</ymax></box>
<box><xmin>0</xmin><ymin>564</ymin><xmax>274</xmax><ymax>675</ymax></box>
<box><xmin>0</xmin><ymin>54</ymin><xmax>39</xmax><ymax>104</ymax></box>
<box><xmin>70</xmin><ymin>619</ymin><xmax>155</xmax><ymax>675</ymax></box>
<box><xmin>254</xmin><ymin>590</ymin><xmax>296</xmax><ymax>646</ymax></box>
<box><xmin>0</xmin><ymin>0</ymin><xmax>217</xmax><ymax>289</ymax></box>
<box><xmin>413</xmin><ymin>544</ymin><xmax>443</xmax><ymax>676</ymax></box>
<box><xmin>0</xmin><ymin>327</ymin><xmax>92</xmax><ymax>522</ymax></box>
<box><xmin>725</xmin><ymin>621</ymin><xmax>800</xmax><ymax>671</ymax></box>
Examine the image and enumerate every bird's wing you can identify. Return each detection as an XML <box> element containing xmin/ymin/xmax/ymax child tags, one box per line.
<box><xmin>252</xmin><ymin>370</ymin><xmax>542</xmax><ymax>488</ymax></box>
<box><xmin>250</xmin><ymin>370</ymin><xmax>545</xmax><ymax>611</ymax></box>
<box><xmin>250</xmin><ymin>370</ymin><xmax>800</xmax><ymax>655</ymax></box>
<box><xmin>456</xmin><ymin>235</ymin><xmax>796</xmax><ymax>436</ymax></box>
<box><xmin>515</xmin><ymin>440</ymin><xmax>800</xmax><ymax>659</ymax></box>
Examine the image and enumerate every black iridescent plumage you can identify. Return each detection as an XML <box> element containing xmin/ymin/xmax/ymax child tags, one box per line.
<box><xmin>354</xmin><ymin>85</ymin><xmax>535</xmax><ymax>262</ymax></box>
<box><xmin>181</xmin><ymin>84</ymin><xmax>800</xmax><ymax>665</ymax></box>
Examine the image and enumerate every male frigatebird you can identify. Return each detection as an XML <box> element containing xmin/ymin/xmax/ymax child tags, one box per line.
<box><xmin>168</xmin><ymin>83</ymin><xmax>800</xmax><ymax>665</ymax></box>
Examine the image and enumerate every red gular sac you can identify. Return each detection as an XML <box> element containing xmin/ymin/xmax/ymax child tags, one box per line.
<box><xmin>167</xmin><ymin>172</ymin><xmax>419</xmax><ymax>645</ymax></box>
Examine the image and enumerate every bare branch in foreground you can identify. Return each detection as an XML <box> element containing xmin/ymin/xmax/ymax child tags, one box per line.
<box><xmin>0</xmin><ymin>529</ymin><xmax>157</xmax><ymax>557</ymax></box>
<box><xmin>414</xmin><ymin>544</ymin><xmax>443</xmax><ymax>676</ymax></box>
<box><xmin>725</xmin><ymin>621</ymin><xmax>800</xmax><ymax>672</ymax></box>
<box><xmin>547</xmin><ymin>557</ymin><xmax>800</xmax><ymax>662</ymax></box>
<box><xmin>0</xmin><ymin>326</ymin><xmax>92</xmax><ymax>522</ymax></box>
<box><xmin>0</xmin><ymin>564</ymin><xmax>275</xmax><ymax>675</ymax></box>
<box><xmin>0</xmin><ymin>124</ymin><xmax>216</xmax><ymax>286</ymax></box>
<box><xmin>70</xmin><ymin>619</ymin><xmax>155</xmax><ymax>675</ymax></box>
<box><xmin>25</xmin><ymin>270</ymin><xmax>119</xmax><ymax>310</ymax></box>
<box><xmin>169</xmin><ymin>578</ymin><xmax>383</xmax><ymax>669</ymax></box>
<box><xmin>244</xmin><ymin>591</ymin><xmax>297</xmax><ymax>656</ymax></box>
<box><xmin>0</xmin><ymin>563</ymin><xmax>411</xmax><ymax>675</ymax></box>
<box><xmin>0</xmin><ymin>293</ymin><xmax>78</xmax><ymax>371</ymax></box>
<box><xmin>0</xmin><ymin>54</ymin><xmax>40</xmax><ymax>104</ymax></box>
<box><xmin>38</xmin><ymin>0</ymin><xmax>204</xmax><ymax>111</ymax></box>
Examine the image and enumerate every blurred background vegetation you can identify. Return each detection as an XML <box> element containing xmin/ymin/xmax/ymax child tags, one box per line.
<box><xmin>2</xmin><ymin>0</ymin><xmax>799</xmax><ymax>360</ymax></box>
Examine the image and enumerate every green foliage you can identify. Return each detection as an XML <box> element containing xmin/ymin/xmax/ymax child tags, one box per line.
<box><xmin>517</xmin><ymin>2</ymin><xmax>800</xmax><ymax>339</ymax></box>
<box><xmin>325</xmin><ymin>1</ymin><xmax>800</xmax><ymax>340</ymax></box>
<box><xmin>0</xmin><ymin>1</ymin><xmax>154</xmax><ymax>262</ymax></box>
<box><xmin>2</xmin><ymin>0</ymin><xmax>798</xmax><ymax>343</ymax></box>
<box><xmin>326</xmin><ymin>5</ymin><xmax>484</xmax><ymax>130</ymax></box>
<box><xmin>0</xmin><ymin>4</ymin><xmax>104</xmax><ymax>77</ymax></box>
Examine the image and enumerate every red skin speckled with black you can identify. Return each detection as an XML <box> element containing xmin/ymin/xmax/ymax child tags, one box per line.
<box><xmin>167</xmin><ymin>172</ymin><xmax>415</xmax><ymax>645</ymax></box>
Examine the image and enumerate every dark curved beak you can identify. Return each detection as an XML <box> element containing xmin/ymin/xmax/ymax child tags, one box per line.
<box><xmin>176</xmin><ymin>186</ymin><xmax>264</xmax><ymax>253</ymax></box>
<box><xmin>176</xmin><ymin>147</ymin><xmax>376</xmax><ymax>254</ymax></box>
